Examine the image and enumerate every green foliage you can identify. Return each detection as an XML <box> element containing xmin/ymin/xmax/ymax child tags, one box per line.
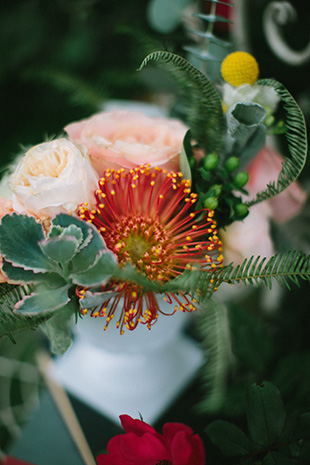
<box><xmin>246</xmin><ymin>382</ymin><xmax>286</xmax><ymax>446</ymax></box>
<box><xmin>0</xmin><ymin>283</ymin><xmax>48</xmax><ymax>341</ymax></box>
<box><xmin>225</xmin><ymin>102</ymin><xmax>267</xmax><ymax>167</ymax></box>
<box><xmin>196</xmin><ymin>298</ymin><xmax>231</xmax><ymax>413</ymax></box>
<box><xmin>183</xmin><ymin>0</ymin><xmax>232</xmax><ymax>71</ymax></box>
<box><xmin>247</xmin><ymin>79</ymin><xmax>308</xmax><ymax>206</ymax></box>
<box><xmin>0</xmin><ymin>213</ymin><xmax>117</xmax><ymax>352</ymax></box>
<box><xmin>206</xmin><ymin>420</ymin><xmax>252</xmax><ymax>457</ymax></box>
<box><xmin>40</xmin><ymin>301</ymin><xmax>76</xmax><ymax>354</ymax></box>
<box><xmin>179</xmin><ymin>130</ymin><xmax>193</xmax><ymax>182</ymax></box>
<box><xmin>207</xmin><ymin>381</ymin><xmax>310</xmax><ymax>464</ymax></box>
<box><xmin>207</xmin><ymin>251</ymin><xmax>310</xmax><ymax>295</ymax></box>
<box><xmin>22</xmin><ymin>68</ymin><xmax>107</xmax><ymax>110</ymax></box>
<box><xmin>229</xmin><ymin>304</ymin><xmax>273</xmax><ymax>373</ymax></box>
<box><xmin>138</xmin><ymin>50</ymin><xmax>225</xmax><ymax>155</ymax></box>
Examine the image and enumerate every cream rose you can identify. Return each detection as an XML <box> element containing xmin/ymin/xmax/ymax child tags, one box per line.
<box><xmin>65</xmin><ymin>110</ymin><xmax>188</xmax><ymax>174</ymax></box>
<box><xmin>9</xmin><ymin>138</ymin><xmax>98</xmax><ymax>218</ymax></box>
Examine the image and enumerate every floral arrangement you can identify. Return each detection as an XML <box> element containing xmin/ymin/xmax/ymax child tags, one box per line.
<box><xmin>0</xmin><ymin>44</ymin><xmax>308</xmax><ymax>357</ymax></box>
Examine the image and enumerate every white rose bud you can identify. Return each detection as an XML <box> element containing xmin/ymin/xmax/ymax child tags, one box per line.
<box><xmin>10</xmin><ymin>138</ymin><xmax>98</xmax><ymax>218</ymax></box>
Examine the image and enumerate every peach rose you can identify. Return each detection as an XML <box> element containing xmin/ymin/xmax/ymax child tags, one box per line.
<box><xmin>9</xmin><ymin>139</ymin><xmax>98</xmax><ymax>219</ymax></box>
<box><xmin>65</xmin><ymin>110</ymin><xmax>188</xmax><ymax>174</ymax></box>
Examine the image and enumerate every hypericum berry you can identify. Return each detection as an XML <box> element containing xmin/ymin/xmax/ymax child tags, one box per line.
<box><xmin>208</xmin><ymin>184</ymin><xmax>222</xmax><ymax>197</ymax></box>
<box><xmin>225</xmin><ymin>156</ymin><xmax>240</xmax><ymax>172</ymax></box>
<box><xmin>234</xmin><ymin>203</ymin><xmax>249</xmax><ymax>219</ymax></box>
<box><xmin>233</xmin><ymin>171</ymin><xmax>249</xmax><ymax>188</ymax></box>
<box><xmin>203</xmin><ymin>197</ymin><xmax>219</xmax><ymax>210</ymax></box>
<box><xmin>203</xmin><ymin>153</ymin><xmax>219</xmax><ymax>171</ymax></box>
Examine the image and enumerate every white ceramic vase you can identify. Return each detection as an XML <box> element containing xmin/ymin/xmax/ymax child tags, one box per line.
<box><xmin>54</xmin><ymin>295</ymin><xmax>203</xmax><ymax>425</ymax></box>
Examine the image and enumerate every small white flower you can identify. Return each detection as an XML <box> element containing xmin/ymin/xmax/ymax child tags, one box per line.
<box><xmin>222</xmin><ymin>83</ymin><xmax>280</xmax><ymax>116</ymax></box>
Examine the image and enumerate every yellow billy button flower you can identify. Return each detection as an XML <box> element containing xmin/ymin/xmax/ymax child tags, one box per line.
<box><xmin>78</xmin><ymin>165</ymin><xmax>223</xmax><ymax>333</ymax></box>
<box><xmin>221</xmin><ymin>51</ymin><xmax>259</xmax><ymax>87</ymax></box>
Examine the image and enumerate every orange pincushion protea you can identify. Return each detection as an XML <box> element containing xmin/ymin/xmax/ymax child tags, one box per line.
<box><xmin>78</xmin><ymin>165</ymin><xmax>223</xmax><ymax>333</ymax></box>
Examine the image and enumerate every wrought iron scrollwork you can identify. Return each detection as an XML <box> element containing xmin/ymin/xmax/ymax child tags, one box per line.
<box><xmin>263</xmin><ymin>1</ymin><xmax>310</xmax><ymax>66</ymax></box>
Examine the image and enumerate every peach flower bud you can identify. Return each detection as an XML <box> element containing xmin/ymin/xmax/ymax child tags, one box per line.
<box><xmin>65</xmin><ymin>110</ymin><xmax>188</xmax><ymax>175</ymax></box>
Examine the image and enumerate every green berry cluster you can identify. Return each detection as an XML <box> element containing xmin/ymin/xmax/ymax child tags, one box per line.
<box><xmin>196</xmin><ymin>153</ymin><xmax>250</xmax><ymax>227</ymax></box>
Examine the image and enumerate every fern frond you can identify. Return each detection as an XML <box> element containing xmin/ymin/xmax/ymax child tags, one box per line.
<box><xmin>208</xmin><ymin>251</ymin><xmax>310</xmax><ymax>295</ymax></box>
<box><xmin>22</xmin><ymin>68</ymin><xmax>107</xmax><ymax>109</ymax></box>
<box><xmin>197</xmin><ymin>297</ymin><xmax>231</xmax><ymax>412</ymax></box>
<box><xmin>0</xmin><ymin>283</ymin><xmax>48</xmax><ymax>340</ymax></box>
<box><xmin>246</xmin><ymin>79</ymin><xmax>308</xmax><ymax>206</ymax></box>
<box><xmin>138</xmin><ymin>51</ymin><xmax>225</xmax><ymax>154</ymax></box>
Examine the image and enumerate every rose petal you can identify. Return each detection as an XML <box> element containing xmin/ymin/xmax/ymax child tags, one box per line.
<box><xmin>120</xmin><ymin>432</ymin><xmax>169</xmax><ymax>463</ymax></box>
<box><xmin>120</xmin><ymin>414</ymin><xmax>158</xmax><ymax>436</ymax></box>
<box><xmin>65</xmin><ymin>110</ymin><xmax>187</xmax><ymax>174</ymax></box>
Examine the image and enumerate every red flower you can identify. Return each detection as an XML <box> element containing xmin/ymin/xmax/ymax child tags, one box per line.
<box><xmin>78</xmin><ymin>165</ymin><xmax>223</xmax><ymax>332</ymax></box>
<box><xmin>96</xmin><ymin>414</ymin><xmax>205</xmax><ymax>465</ymax></box>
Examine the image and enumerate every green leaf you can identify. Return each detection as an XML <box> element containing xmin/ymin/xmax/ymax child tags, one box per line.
<box><xmin>51</xmin><ymin>214</ymin><xmax>92</xmax><ymax>249</ymax></box>
<box><xmin>40</xmin><ymin>302</ymin><xmax>75</xmax><ymax>354</ymax></box>
<box><xmin>208</xmin><ymin>252</ymin><xmax>310</xmax><ymax>296</ymax></box>
<box><xmin>15</xmin><ymin>284</ymin><xmax>71</xmax><ymax>315</ymax></box>
<box><xmin>138</xmin><ymin>51</ymin><xmax>225</xmax><ymax>154</ymax></box>
<box><xmin>197</xmin><ymin>298</ymin><xmax>231</xmax><ymax>413</ymax></box>
<box><xmin>147</xmin><ymin>0</ymin><xmax>191</xmax><ymax>34</ymax></box>
<box><xmin>70</xmin><ymin>249</ymin><xmax>117</xmax><ymax>286</ymax></box>
<box><xmin>49</xmin><ymin>223</ymin><xmax>83</xmax><ymax>245</ymax></box>
<box><xmin>206</xmin><ymin>420</ymin><xmax>251</xmax><ymax>457</ymax></box>
<box><xmin>0</xmin><ymin>213</ymin><xmax>53</xmax><ymax>272</ymax></box>
<box><xmin>247</xmin><ymin>79</ymin><xmax>308</xmax><ymax>206</ymax></box>
<box><xmin>52</xmin><ymin>214</ymin><xmax>108</xmax><ymax>273</ymax></box>
<box><xmin>0</xmin><ymin>283</ymin><xmax>49</xmax><ymax>339</ymax></box>
<box><xmin>179</xmin><ymin>130</ymin><xmax>192</xmax><ymax>182</ymax></box>
<box><xmin>247</xmin><ymin>382</ymin><xmax>286</xmax><ymax>446</ymax></box>
<box><xmin>2</xmin><ymin>260</ymin><xmax>49</xmax><ymax>283</ymax></box>
<box><xmin>225</xmin><ymin>102</ymin><xmax>266</xmax><ymax>167</ymax></box>
<box><xmin>229</xmin><ymin>305</ymin><xmax>273</xmax><ymax>372</ymax></box>
<box><xmin>80</xmin><ymin>289</ymin><xmax>118</xmax><ymax>310</ymax></box>
<box><xmin>263</xmin><ymin>452</ymin><xmax>293</xmax><ymax>465</ymax></box>
<box><xmin>39</xmin><ymin>235</ymin><xmax>80</xmax><ymax>267</ymax></box>
<box><xmin>272</xmin><ymin>352</ymin><xmax>310</xmax><ymax>415</ymax></box>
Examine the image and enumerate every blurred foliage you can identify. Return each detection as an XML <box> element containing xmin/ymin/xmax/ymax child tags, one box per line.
<box><xmin>0</xmin><ymin>0</ymin><xmax>188</xmax><ymax>164</ymax></box>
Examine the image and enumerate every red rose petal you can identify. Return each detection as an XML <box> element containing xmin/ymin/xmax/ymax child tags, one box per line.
<box><xmin>120</xmin><ymin>432</ymin><xmax>170</xmax><ymax>463</ymax></box>
<box><xmin>120</xmin><ymin>414</ymin><xmax>158</xmax><ymax>437</ymax></box>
